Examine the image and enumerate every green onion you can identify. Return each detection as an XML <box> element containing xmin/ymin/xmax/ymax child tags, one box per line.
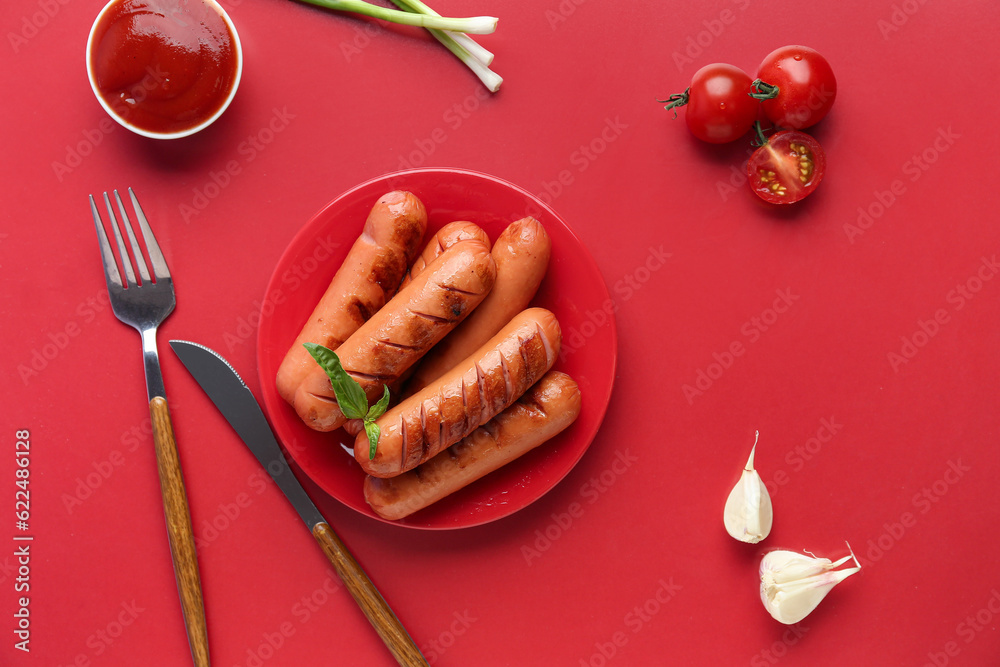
<box><xmin>390</xmin><ymin>0</ymin><xmax>495</xmax><ymax>66</ymax></box>
<box><xmin>296</xmin><ymin>0</ymin><xmax>502</xmax><ymax>92</ymax></box>
<box><xmin>296</xmin><ymin>0</ymin><xmax>497</xmax><ymax>34</ymax></box>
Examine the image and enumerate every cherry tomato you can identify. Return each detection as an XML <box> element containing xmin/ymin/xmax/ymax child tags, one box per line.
<box><xmin>662</xmin><ymin>63</ymin><xmax>758</xmax><ymax>144</ymax></box>
<box><xmin>752</xmin><ymin>46</ymin><xmax>836</xmax><ymax>130</ymax></box>
<box><xmin>747</xmin><ymin>130</ymin><xmax>826</xmax><ymax>204</ymax></box>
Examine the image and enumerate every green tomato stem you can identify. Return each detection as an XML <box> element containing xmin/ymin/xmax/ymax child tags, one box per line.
<box><xmin>749</xmin><ymin>79</ymin><xmax>779</xmax><ymax>101</ymax></box>
<box><xmin>297</xmin><ymin>0</ymin><xmax>497</xmax><ymax>34</ymax></box>
<box><xmin>752</xmin><ymin>121</ymin><xmax>771</xmax><ymax>148</ymax></box>
<box><xmin>658</xmin><ymin>88</ymin><xmax>689</xmax><ymax>119</ymax></box>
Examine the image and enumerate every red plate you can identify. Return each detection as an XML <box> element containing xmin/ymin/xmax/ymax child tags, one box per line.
<box><xmin>256</xmin><ymin>168</ymin><xmax>617</xmax><ymax>529</ymax></box>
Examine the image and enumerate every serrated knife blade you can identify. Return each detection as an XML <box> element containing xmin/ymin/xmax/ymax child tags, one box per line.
<box><xmin>168</xmin><ymin>340</ymin><xmax>427</xmax><ymax>667</ymax></box>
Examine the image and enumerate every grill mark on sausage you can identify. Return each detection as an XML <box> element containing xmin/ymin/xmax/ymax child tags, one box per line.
<box><xmin>481</xmin><ymin>419</ymin><xmax>501</xmax><ymax>445</ymax></box>
<box><xmin>368</xmin><ymin>251</ymin><xmax>407</xmax><ymax>292</ymax></box>
<box><xmin>392</xmin><ymin>214</ymin><xmax>427</xmax><ymax>259</ymax></box>
<box><xmin>412</xmin><ymin>311</ymin><xmax>451</xmax><ymax>324</ymax></box>
<box><xmin>347</xmin><ymin>370</ymin><xmax>392</xmax><ymax>383</ymax></box>
<box><xmin>475</xmin><ymin>361</ymin><xmax>487</xmax><ymax>407</ymax></box>
<box><xmin>437</xmin><ymin>387</ymin><xmax>445</xmax><ymax>454</ymax></box>
<box><xmin>440</xmin><ymin>284</ymin><xmax>481</xmax><ymax>297</ymax></box>
<box><xmin>378</xmin><ymin>339</ymin><xmax>420</xmax><ymax>351</ymax></box>
<box><xmin>536</xmin><ymin>322</ymin><xmax>554</xmax><ymax>362</ymax></box>
<box><xmin>460</xmin><ymin>380</ymin><xmax>470</xmax><ymax>438</ymax></box>
<box><xmin>345</xmin><ymin>298</ymin><xmax>374</xmax><ymax>326</ymax></box>
<box><xmin>399</xmin><ymin>414</ymin><xmax>408</xmax><ymax>471</ymax></box>
<box><xmin>308</xmin><ymin>392</ymin><xmax>340</xmax><ymax>405</ymax></box>
<box><xmin>499</xmin><ymin>352</ymin><xmax>513</xmax><ymax>402</ymax></box>
<box><xmin>518</xmin><ymin>335</ymin><xmax>532</xmax><ymax>381</ymax></box>
<box><xmin>419</xmin><ymin>400</ymin><xmax>427</xmax><ymax>437</ymax></box>
<box><xmin>419</xmin><ymin>399</ymin><xmax>432</xmax><ymax>460</ymax></box>
<box><xmin>517</xmin><ymin>389</ymin><xmax>545</xmax><ymax>415</ymax></box>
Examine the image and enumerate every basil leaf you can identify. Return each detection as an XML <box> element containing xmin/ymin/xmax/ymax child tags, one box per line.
<box><xmin>302</xmin><ymin>343</ymin><xmax>367</xmax><ymax>420</ymax></box>
<box><xmin>368</xmin><ymin>385</ymin><xmax>391</xmax><ymax>421</ymax></box>
<box><xmin>364</xmin><ymin>420</ymin><xmax>381</xmax><ymax>461</ymax></box>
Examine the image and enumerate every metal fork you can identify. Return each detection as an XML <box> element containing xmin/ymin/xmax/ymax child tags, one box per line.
<box><xmin>90</xmin><ymin>189</ymin><xmax>210</xmax><ymax>667</ymax></box>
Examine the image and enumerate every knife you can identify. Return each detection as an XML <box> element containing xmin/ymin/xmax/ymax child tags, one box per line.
<box><xmin>168</xmin><ymin>340</ymin><xmax>428</xmax><ymax>667</ymax></box>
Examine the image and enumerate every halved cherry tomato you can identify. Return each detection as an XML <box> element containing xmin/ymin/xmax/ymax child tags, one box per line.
<box><xmin>747</xmin><ymin>130</ymin><xmax>826</xmax><ymax>204</ymax></box>
<box><xmin>661</xmin><ymin>63</ymin><xmax>758</xmax><ymax>144</ymax></box>
<box><xmin>752</xmin><ymin>46</ymin><xmax>836</xmax><ymax>130</ymax></box>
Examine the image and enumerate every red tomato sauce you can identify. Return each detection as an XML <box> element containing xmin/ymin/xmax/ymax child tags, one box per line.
<box><xmin>89</xmin><ymin>0</ymin><xmax>238</xmax><ymax>135</ymax></box>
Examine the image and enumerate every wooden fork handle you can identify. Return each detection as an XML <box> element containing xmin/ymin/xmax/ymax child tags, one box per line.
<box><xmin>150</xmin><ymin>396</ymin><xmax>211</xmax><ymax>667</ymax></box>
<box><xmin>312</xmin><ymin>522</ymin><xmax>428</xmax><ymax>667</ymax></box>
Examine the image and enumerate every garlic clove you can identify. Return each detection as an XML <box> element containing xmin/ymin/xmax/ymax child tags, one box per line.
<box><xmin>759</xmin><ymin>545</ymin><xmax>861</xmax><ymax>624</ymax></box>
<box><xmin>723</xmin><ymin>431</ymin><xmax>773</xmax><ymax>543</ymax></box>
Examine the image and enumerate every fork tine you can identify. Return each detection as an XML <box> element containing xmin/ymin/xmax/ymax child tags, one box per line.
<box><xmin>103</xmin><ymin>192</ymin><xmax>138</xmax><ymax>287</ymax></box>
<box><xmin>114</xmin><ymin>190</ymin><xmax>152</xmax><ymax>285</ymax></box>
<box><xmin>90</xmin><ymin>195</ymin><xmax>124</xmax><ymax>290</ymax></box>
<box><xmin>129</xmin><ymin>188</ymin><xmax>171</xmax><ymax>281</ymax></box>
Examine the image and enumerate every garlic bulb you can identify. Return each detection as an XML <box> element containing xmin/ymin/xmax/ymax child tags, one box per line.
<box><xmin>723</xmin><ymin>431</ymin><xmax>772</xmax><ymax>543</ymax></box>
<box><xmin>759</xmin><ymin>546</ymin><xmax>861</xmax><ymax>624</ymax></box>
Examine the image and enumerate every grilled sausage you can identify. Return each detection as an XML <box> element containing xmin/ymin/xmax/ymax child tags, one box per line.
<box><xmin>364</xmin><ymin>371</ymin><xmax>581</xmax><ymax>520</ymax></box>
<box><xmin>405</xmin><ymin>216</ymin><xmax>551</xmax><ymax>394</ymax></box>
<box><xmin>399</xmin><ymin>220</ymin><xmax>490</xmax><ymax>289</ymax></box>
<box><xmin>276</xmin><ymin>191</ymin><xmax>427</xmax><ymax>403</ymax></box>
<box><xmin>356</xmin><ymin>307</ymin><xmax>561</xmax><ymax>477</ymax></box>
<box><xmin>293</xmin><ymin>239</ymin><xmax>496</xmax><ymax>432</ymax></box>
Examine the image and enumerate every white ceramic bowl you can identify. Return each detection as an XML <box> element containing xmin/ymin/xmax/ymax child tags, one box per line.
<box><xmin>86</xmin><ymin>0</ymin><xmax>243</xmax><ymax>139</ymax></box>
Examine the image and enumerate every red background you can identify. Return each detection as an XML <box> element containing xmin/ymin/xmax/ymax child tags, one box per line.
<box><xmin>2</xmin><ymin>0</ymin><xmax>999</xmax><ymax>665</ymax></box>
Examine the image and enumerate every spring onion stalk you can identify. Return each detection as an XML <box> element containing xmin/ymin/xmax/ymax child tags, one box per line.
<box><xmin>387</xmin><ymin>0</ymin><xmax>501</xmax><ymax>92</ymax></box>
<box><xmin>390</xmin><ymin>0</ymin><xmax>495</xmax><ymax>65</ymax></box>
<box><xmin>430</xmin><ymin>27</ymin><xmax>502</xmax><ymax>92</ymax></box>
<box><xmin>296</xmin><ymin>0</ymin><xmax>497</xmax><ymax>34</ymax></box>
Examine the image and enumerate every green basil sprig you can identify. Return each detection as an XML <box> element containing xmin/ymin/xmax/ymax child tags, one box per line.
<box><xmin>303</xmin><ymin>343</ymin><xmax>390</xmax><ymax>460</ymax></box>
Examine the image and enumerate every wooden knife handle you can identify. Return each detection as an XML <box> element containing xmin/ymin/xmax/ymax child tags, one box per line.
<box><xmin>312</xmin><ymin>522</ymin><xmax>428</xmax><ymax>667</ymax></box>
<box><xmin>150</xmin><ymin>396</ymin><xmax>211</xmax><ymax>667</ymax></box>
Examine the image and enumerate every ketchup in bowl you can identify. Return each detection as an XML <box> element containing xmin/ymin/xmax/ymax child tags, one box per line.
<box><xmin>87</xmin><ymin>0</ymin><xmax>242</xmax><ymax>138</ymax></box>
